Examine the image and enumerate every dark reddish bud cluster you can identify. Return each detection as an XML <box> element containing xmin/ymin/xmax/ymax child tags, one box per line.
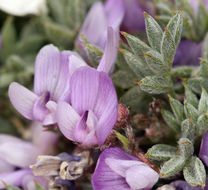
<box><xmin>114</xmin><ymin>104</ymin><xmax>130</xmax><ymax>130</ymax></box>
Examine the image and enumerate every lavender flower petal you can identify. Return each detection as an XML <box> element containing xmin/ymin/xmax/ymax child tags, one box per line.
<box><xmin>34</xmin><ymin>45</ymin><xmax>72</xmax><ymax>101</ymax></box>
<box><xmin>126</xmin><ymin>165</ymin><xmax>158</xmax><ymax>189</ymax></box>
<box><xmin>8</xmin><ymin>82</ymin><xmax>38</xmax><ymax>120</ymax></box>
<box><xmin>199</xmin><ymin>131</ymin><xmax>208</xmax><ymax>166</ymax></box>
<box><xmin>0</xmin><ymin>169</ymin><xmax>32</xmax><ymax>189</ymax></box>
<box><xmin>121</xmin><ymin>0</ymin><xmax>145</xmax><ymax>32</ymax></box>
<box><xmin>92</xmin><ymin>147</ymin><xmax>159</xmax><ymax>190</ymax></box>
<box><xmin>97</xmin><ymin>27</ymin><xmax>118</xmax><ymax>74</ymax></box>
<box><xmin>104</xmin><ymin>0</ymin><xmax>125</xmax><ymax>28</ymax></box>
<box><xmin>171</xmin><ymin>180</ymin><xmax>203</xmax><ymax>190</ymax></box>
<box><xmin>0</xmin><ymin>158</ymin><xmax>14</xmax><ymax>173</ymax></box>
<box><xmin>31</xmin><ymin>122</ymin><xmax>59</xmax><ymax>155</ymax></box>
<box><xmin>70</xmin><ymin>67</ymin><xmax>117</xmax><ymax>145</ymax></box>
<box><xmin>173</xmin><ymin>40</ymin><xmax>202</xmax><ymax>66</ymax></box>
<box><xmin>56</xmin><ymin>101</ymin><xmax>80</xmax><ymax>141</ymax></box>
<box><xmin>0</xmin><ymin>134</ymin><xmax>40</xmax><ymax>168</ymax></box>
<box><xmin>70</xmin><ymin>67</ymin><xmax>100</xmax><ymax>115</ymax></box>
<box><xmin>81</xmin><ymin>2</ymin><xmax>107</xmax><ymax>47</ymax></box>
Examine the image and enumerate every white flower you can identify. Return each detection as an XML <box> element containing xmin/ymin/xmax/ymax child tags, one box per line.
<box><xmin>0</xmin><ymin>0</ymin><xmax>47</xmax><ymax>16</ymax></box>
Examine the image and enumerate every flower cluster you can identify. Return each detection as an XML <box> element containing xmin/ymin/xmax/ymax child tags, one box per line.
<box><xmin>2</xmin><ymin>0</ymin><xmax>208</xmax><ymax>189</ymax></box>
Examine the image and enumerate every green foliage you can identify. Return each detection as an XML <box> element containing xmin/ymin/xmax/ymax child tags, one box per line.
<box><xmin>183</xmin><ymin>156</ymin><xmax>206</xmax><ymax>188</ymax></box>
<box><xmin>121</xmin><ymin>11</ymin><xmax>182</xmax><ymax>95</ymax></box>
<box><xmin>156</xmin><ymin>0</ymin><xmax>208</xmax><ymax>41</ymax></box>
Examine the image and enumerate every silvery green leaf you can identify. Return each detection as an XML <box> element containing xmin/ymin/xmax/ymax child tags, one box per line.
<box><xmin>43</xmin><ymin>18</ymin><xmax>75</xmax><ymax>48</ymax></box>
<box><xmin>157</xmin><ymin>15</ymin><xmax>172</xmax><ymax>25</ymax></box>
<box><xmin>196</xmin><ymin>113</ymin><xmax>208</xmax><ymax>137</ymax></box>
<box><xmin>160</xmin><ymin>155</ymin><xmax>187</xmax><ymax>178</ymax></box>
<box><xmin>183</xmin><ymin>156</ymin><xmax>206</xmax><ymax>188</ymax></box>
<box><xmin>15</xmin><ymin>35</ymin><xmax>45</xmax><ymax>55</ymax></box>
<box><xmin>0</xmin><ymin>17</ymin><xmax>16</xmax><ymax>62</ymax></box>
<box><xmin>80</xmin><ymin>35</ymin><xmax>103</xmax><ymax>67</ymax></box>
<box><xmin>112</xmin><ymin>70</ymin><xmax>136</xmax><ymax>89</ymax></box>
<box><xmin>146</xmin><ymin>144</ymin><xmax>177</xmax><ymax>161</ymax></box>
<box><xmin>181</xmin><ymin>120</ymin><xmax>196</xmax><ymax>143</ymax></box>
<box><xmin>167</xmin><ymin>11</ymin><xmax>183</xmax><ymax>47</ymax></box>
<box><xmin>169</xmin><ymin>96</ymin><xmax>185</xmax><ymax>122</ymax></box>
<box><xmin>202</xmin><ymin>34</ymin><xmax>208</xmax><ymax>60</ymax></box>
<box><xmin>121</xmin><ymin>49</ymin><xmax>152</xmax><ymax>77</ymax></box>
<box><xmin>178</xmin><ymin>138</ymin><xmax>194</xmax><ymax>159</ymax></box>
<box><xmin>144</xmin><ymin>50</ymin><xmax>169</xmax><ymax>75</ymax></box>
<box><xmin>184</xmin><ymin>101</ymin><xmax>199</xmax><ymax>123</ymax></box>
<box><xmin>121</xmin><ymin>86</ymin><xmax>152</xmax><ymax>113</ymax></box>
<box><xmin>161</xmin><ymin>109</ymin><xmax>181</xmax><ymax>132</ymax></box>
<box><xmin>197</xmin><ymin>1</ymin><xmax>208</xmax><ymax>40</ymax></box>
<box><xmin>185</xmin><ymin>86</ymin><xmax>198</xmax><ymax>108</ymax></box>
<box><xmin>171</xmin><ymin>66</ymin><xmax>194</xmax><ymax>78</ymax></box>
<box><xmin>121</xmin><ymin>32</ymin><xmax>151</xmax><ymax>63</ymax></box>
<box><xmin>65</xmin><ymin>0</ymin><xmax>86</xmax><ymax>29</ymax></box>
<box><xmin>161</xmin><ymin>27</ymin><xmax>176</xmax><ymax>69</ymax></box>
<box><xmin>156</xmin><ymin>2</ymin><xmax>172</xmax><ymax>15</ymax></box>
<box><xmin>140</xmin><ymin>75</ymin><xmax>171</xmax><ymax>94</ymax></box>
<box><xmin>144</xmin><ymin>12</ymin><xmax>163</xmax><ymax>52</ymax></box>
<box><xmin>187</xmin><ymin>77</ymin><xmax>208</xmax><ymax>94</ymax></box>
<box><xmin>182</xmin><ymin>13</ymin><xmax>197</xmax><ymax>41</ymax></box>
<box><xmin>198</xmin><ymin>88</ymin><xmax>208</xmax><ymax>114</ymax></box>
<box><xmin>199</xmin><ymin>59</ymin><xmax>208</xmax><ymax>78</ymax></box>
<box><xmin>47</xmin><ymin>0</ymin><xmax>66</xmax><ymax>24</ymax></box>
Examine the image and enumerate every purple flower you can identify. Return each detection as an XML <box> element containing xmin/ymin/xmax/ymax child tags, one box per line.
<box><xmin>80</xmin><ymin>0</ymin><xmax>124</xmax><ymax>49</ymax></box>
<box><xmin>8</xmin><ymin>44</ymin><xmax>86</xmax><ymax>125</ymax></box>
<box><xmin>0</xmin><ymin>135</ymin><xmax>45</xmax><ymax>189</ymax></box>
<box><xmin>78</xmin><ymin>0</ymin><xmax>124</xmax><ymax>74</ymax></box>
<box><xmin>121</xmin><ymin>0</ymin><xmax>155</xmax><ymax>33</ymax></box>
<box><xmin>199</xmin><ymin>131</ymin><xmax>208</xmax><ymax>166</ymax></box>
<box><xmin>173</xmin><ymin>40</ymin><xmax>202</xmax><ymax>66</ymax></box>
<box><xmin>92</xmin><ymin>147</ymin><xmax>159</xmax><ymax>190</ymax></box>
<box><xmin>171</xmin><ymin>180</ymin><xmax>204</xmax><ymax>190</ymax></box>
<box><xmin>0</xmin><ymin>123</ymin><xmax>59</xmax><ymax>189</ymax></box>
<box><xmin>56</xmin><ymin>66</ymin><xmax>118</xmax><ymax>146</ymax></box>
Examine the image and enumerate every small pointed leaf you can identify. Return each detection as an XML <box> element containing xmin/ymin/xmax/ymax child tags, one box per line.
<box><xmin>161</xmin><ymin>27</ymin><xmax>176</xmax><ymax>69</ymax></box>
<box><xmin>144</xmin><ymin>50</ymin><xmax>168</xmax><ymax>75</ymax></box>
<box><xmin>183</xmin><ymin>156</ymin><xmax>206</xmax><ymax>188</ymax></box>
<box><xmin>178</xmin><ymin>138</ymin><xmax>194</xmax><ymax>158</ymax></box>
<box><xmin>140</xmin><ymin>75</ymin><xmax>171</xmax><ymax>94</ymax></box>
<box><xmin>196</xmin><ymin>113</ymin><xmax>208</xmax><ymax>137</ymax></box>
<box><xmin>161</xmin><ymin>109</ymin><xmax>181</xmax><ymax>132</ymax></box>
<box><xmin>160</xmin><ymin>155</ymin><xmax>187</xmax><ymax>178</ymax></box>
<box><xmin>198</xmin><ymin>88</ymin><xmax>208</xmax><ymax>114</ymax></box>
<box><xmin>146</xmin><ymin>144</ymin><xmax>177</xmax><ymax>161</ymax></box>
<box><xmin>181</xmin><ymin>119</ymin><xmax>196</xmax><ymax>143</ymax></box>
<box><xmin>184</xmin><ymin>101</ymin><xmax>199</xmax><ymax>123</ymax></box>
<box><xmin>185</xmin><ymin>86</ymin><xmax>198</xmax><ymax>108</ymax></box>
<box><xmin>144</xmin><ymin>12</ymin><xmax>163</xmax><ymax>52</ymax></box>
<box><xmin>169</xmin><ymin>96</ymin><xmax>185</xmax><ymax>122</ymax></box>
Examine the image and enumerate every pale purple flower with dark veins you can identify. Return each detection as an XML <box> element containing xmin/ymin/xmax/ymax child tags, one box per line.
<box><xmin>92</xmin><ymin>147</ymin><xmax>159</xmax><ymax>190</ymax></box>
<box><xmin>8</xmin><ymin>44</ymin><xmax>86</xmax><ymax>125</ymax></box>
<box><xmin>0</xmin><ymin>123</ymin><xmax>59</xmax><ymax>189</ymax></box>
<box><xmin>80</xmin><ymin>0</ymin><xmax>124</xmax><ymax>49</ymax></box>
<box><xmin>78</xmin><ymin>0</ymin><xmax>124</xmax><ymax>73</ymax></box>
<box><xmin>56</xmin><ymin>66</ymin><xmax>118</xmax><ymax>146</ymax></box>
<box><xmin>173</xmin><ymin>40</ymin><xmax>202</xmax><ymax>66</ymax></box>
<box><xmin>199</xmin><ymin>131</ymin><xmax>208</xmax><ymax>166</ymax></box>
